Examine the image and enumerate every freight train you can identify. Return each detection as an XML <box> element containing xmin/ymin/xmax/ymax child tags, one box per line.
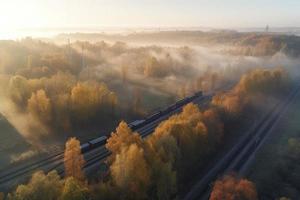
<box><xmin>81</xmin><ymin>91</ymin><xmax>203</xmax><ymax>153</ymax></box>
<box><xmin>128</xmin><ymin>91</ymin><xmax>203</xmax><ymax>131</ymax></box>
<box><xmin>80</xmin><ymin>136</ymin><xmax>108</xmax><ymax>153</ymax></box>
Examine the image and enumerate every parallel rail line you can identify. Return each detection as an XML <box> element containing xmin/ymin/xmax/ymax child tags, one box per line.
<box><xmin>184</xmin><ymin>84</ymin><xmax>300</xmax><ymax>200</ymax></box>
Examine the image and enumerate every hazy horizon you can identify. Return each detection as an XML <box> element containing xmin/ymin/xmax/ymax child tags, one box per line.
<box><xmin>1</xmin><ymin>0</ymin><xmax>300</xmax><ymax>39</ymax></box>
<box><xmin>2</xmin><ymin>26</ymin><xmax>300</xmax><ymax>40</ymax></box>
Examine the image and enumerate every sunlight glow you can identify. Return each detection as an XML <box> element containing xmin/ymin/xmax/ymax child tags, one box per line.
<box><xmin>0</xmin><ymin>0</ymin><xmax>299</xmax><ymax>39</ymax></box>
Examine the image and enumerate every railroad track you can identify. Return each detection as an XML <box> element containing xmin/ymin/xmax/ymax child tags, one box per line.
<box><xmin>184</xmin><ymin>83</ymin><xmax>300</xmax><ymax>200</ymax></box>
<box><xmin>54</xmin><ymin>95</ymin><xmax>212</xmax><ymax>176</ymax></box>
<box><xmin>0</xmin><ymin>92</ymin><xmax>212</xmax><ymax>190</ymax></box>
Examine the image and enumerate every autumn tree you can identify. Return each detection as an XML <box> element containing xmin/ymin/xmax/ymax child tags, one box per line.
<box><xmin>144</xmin><ymin>56</ymin><xmax>160</xmax><ymax>77</ymax></box>
<box><xmin>212</xmin><ymin>92</ymin><xmax>245</xmax><ymax>116</ymax></box>
<box><xmin>210</xmin><ymin>175</ymin><xmax>258</xmax><ymax>200</ymax></box>
<box><xmin>8</xmin><ymin>171</ymin><xmax>63</xmax><ymax>200</ymax></box>
<box><xmin>106</xmin><ymin>121</ymin><xmax>142</xmax><ymax>161</ymax></box>
<box><xmin>70</xmin><ymin>82</ymin><xmax>95</xmax><ymax>120</ymax></box>
<box><xmin>203</xmin><ymin>108</ymin><xmax>224</xmax><ymax>146</ymax></box>
<box><xmin>27</xmin><ymin>89</ymin><xmax>52</xmax><ymax>124</ymax></box>
<box><xmin>90</xmin><ymin>182</ymin><xmax>118</xmax><ymax>200</ymax></box>
<box><xmin>149</xmin><ymin>103</ymin><xmax>210</xmax><ymax>178</ymax></box>
<box><xmin>150</xmin><ymin>159</ymin><xmax>177</xmax><ymax>200</ymax></box>
<box><xmin>60</xmin><ymin>177</ymin><xmax>89</xmax><ymax>200</ymax></box>
<box><xmin>52</xmin><ymin>93</ymin><xmax>72</xmax><ymax>132</ymax></box>
<box><xmin>70</xmin><ymin>82</ymin><xmax>118</xmax><ymax>121</ymax></box>
<box><xmin>9</xmin><ymin>75</ymin><xmax>31</xmax><ymax>108</ymax></box>
<box><xmin>111</xmin><ymin>144</ymin><xmax>150</xmax><ymax>199</ymax></box>
<box><xmin>64</xmin><ymin>137</ymin><xmax>85</xmax><ymax>181</ymax></box>
<box><xmin>107</xmin><ymin>120</ymin><xmax>180</xmax><ymax>199</ymax></box>
<box><xmin>212</xmin><ymin>68</ymin><xmax>290</xmax><ymax>118</ymax></box>
<box><xmin>237</xmin><ymin>68</ymin><xmax>289</xmax><ymax>95</ymax></box>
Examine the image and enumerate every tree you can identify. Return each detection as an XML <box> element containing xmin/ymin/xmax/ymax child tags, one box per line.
<box><xmin>64</xmin><ymin>137</ymin><xmax>85</xmax><ymax>181</ymax></box>
<box><xmin>152</xmin><ymin>161</ymin><xmax>177</xmax><ymax>200</ymax></box>
<box><xmin>70</xmin><ymin>83</ymin><xmax>93</xmax><ymax>120</ymax></box>
<box><xmin>203</xmin><ymin>109</ymin><xmax>224</xmax><ymax>145</ymax></box>
<box><xmin>144</xmin><ymin>56</ymin><xmax>159</xmax><ymax>77</ymax></box>
<box><xmin>147</xmin><ymin>133</ymin><xmax>179</xmax><ymax>166</ymax></box>
<box><xmin>9</xmin><ymin>75</ymin><xmax>30</xmax><ymax>108</ymax></box>
<box><xmin>70</xmin><ymin>81</ymin><xmax>117</xmax><ymax>121</ymax></box>
<box><xmin>60</xmin><ymin>177</ymin><xmax>89</xmax><ymax>200</ymax></box>
<box><xmin>27</xmin><ymin>89</ymin><xmax>52</xmax><ymax>124</ymax></box>
<box><xmin>9</xmin><ymin>171</ymin><xmax>63</xmax><ymax>200</ymax></box>
<box><xmin>210</xmin><ymin>175</ymin><xmax>258</xmax><ymax>200</ymax></box>
<box><xmin>212</xmin><ymin>92</ymin><xmax>245</xmax><ymax>116</ymax></box>
<box><xmin>53</xmin><ymin>93</ymin><xmax>71</xmax><ymax>132</ymax></box>
<box><xmin>90</xmin><ymin>182</ymin><xmax>118</xmax><ymax>200</ymax></box>
<box><xmin>111</xmin><ymin>144</ymin><xmax>151</xmax><ymax>199</ymax></box>
<box><xmin>106</xmin><ymin>121</ymin><xmax>142</xmax><ymax>160</ymax></box>
<box><xmin>149</xmin><ymin>103</ymin><xmax>209</xmax><ymax>178</ymax></box>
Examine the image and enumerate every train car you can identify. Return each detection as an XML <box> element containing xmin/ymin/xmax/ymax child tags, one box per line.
<box><xmin>80</xmin><ymin>142</ymin><xmax>90</xmax><ymax>153</ymax></box>
<box><xmin>145</xmin><ymin>111</ymin><xmax>162</xmax><ymax>123</ymax></box>
<box><xmin>163</xmin><ymin>103</ymin><xmax>177</xmax><ymax>113</ymax></box>
<box><xmin>194</xmin><ymin>91</ymin><xmax>203</xmax><ymax>97</ymax></box>
<box><xmin>186</xmin><ymin>95</ymin><xmax>195</xmax><ymax>103</ymax></box>
<box><xmin>176</xmin><ymin>98</ymin><xmax>188</xmax><ymax>107</ymax></box>
<box><xmin>128</xmin><ymin>119</ymin><xmax>145</xmax><ymax>130</ymax></box>
<box><xmin>89</xmin><ymin>136</ymin><xmax>108</xmax><ymax>148</ymax></box>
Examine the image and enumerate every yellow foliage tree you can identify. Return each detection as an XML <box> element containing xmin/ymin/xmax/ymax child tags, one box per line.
<box><xmin>9</xmin><ymin>75</ymin><xmax>31</xmax><ymax>107</ymax></box>
<box><xmin>149</xmin><ymin>103</ymin><xmax>209</xmax><ymax>177</ymax></box>
<box><xmin>70</xmin><ymin>82</ymin><xmax>117</xmax><ymax>120</ymax></box>
<box><xmin>27</xmin><ymin>89</ymin><xmax>52</xmax><ymax>124</ymax></box>
<box><xmin>106</xmin><ymin>121</ymin><xmax>142</xmax><ymax>160</ymax></box>
<box><xmin>212</xmin><ymin>68</ymin><xmax>289</xmax><ymax>118</ymax></box>
<box><xmin>111</xmin><ymin>144</ymin><xmax>150</xmax><ymax>199</ymax></box>
<box><xmin>64</xmin><ymin>137</ymin><xmax>85</xmax><ymax>181</ymax></box>
<box><xmin>9</xmin><ymin>171</ymin><xmax>63</xmax><ymax>200</ymax></box>
<box><xmin>210</xmin><ymin>175</ymin><xmax>258</xmax><ymax>200</ymax></box>
<box><xmin>60</xmin><ymin>177</ymin><xmax>89</xmax><ymax>200</ymax></box>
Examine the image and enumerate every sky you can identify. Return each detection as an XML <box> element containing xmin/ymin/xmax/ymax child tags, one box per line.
<box><xmin>0</xmin><ymin>0</ymin><xmax>300</xmax><ymax>31</ymax></box>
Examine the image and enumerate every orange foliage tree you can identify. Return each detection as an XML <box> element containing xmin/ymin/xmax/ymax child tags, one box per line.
<box><xmin>64</xmin><ymin>137</ymin><xmax>85</xmax><ymax>181</ymax></box>
<box><xmin>27</xmin><ymin>89</ymin><xmax>52</xmax><ymax>124</ymax></box>
<box><xmin>212</xmin><ymin>68</ymin><xmax>290</xmax><ymax>117</ymax></box>
<box><xmin>111</xmin><ymin>144</ymin><xmax>151</xmax><ymax>199</ymax></box>
<box><xmin>106</xmin><ymin>121</ymin><xmax>143</xmax><ymax>161</ymax></box>
<box><xmin>210</xmin><ymin>175</ymin><xmax>258</xmax><ymax>200</ymax></box>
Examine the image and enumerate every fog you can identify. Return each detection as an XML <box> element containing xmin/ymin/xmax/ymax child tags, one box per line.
<box><xmin>0</xmin><ymin>35</ymin><xmax>299</xmax><ymax>150</ymax></box>
<box><xmin>0</xmin><ymin>95</ymin><xmax>49</xmax><ymax>147</ymax></box>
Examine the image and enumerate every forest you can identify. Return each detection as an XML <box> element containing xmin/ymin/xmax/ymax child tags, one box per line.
<box><xmin>0</xmin><ymin>67</ymin><xmax>290</xmax><ymax>200</ymax></box>
<box><xmin>0</xmin><ymin>30</ymin><xmax>299</xmax><ymax>200</ymax></box>
<box><xmin>0</xmin><ymin>38</ymin><xmax>249</xmax><ymax>145</ymax></box>
<box><xmin>1</xmin><ymin>0</ymin><xmax>300</xmax><ymax>199</ymax></box>
<box><xmin>55</xmin><ymin>31</ymin><xmax>300</xmax><ymax>57</ymax></box>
